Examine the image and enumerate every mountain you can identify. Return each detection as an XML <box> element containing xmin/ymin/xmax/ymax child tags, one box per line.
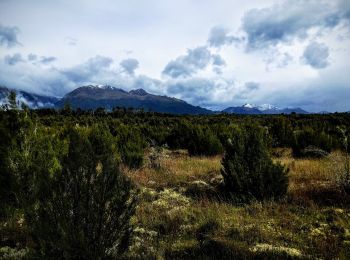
<box><xmin>56</xmin><ymin>85</ymin><xmax>212</xmax><ymax>114</ymax></box>
<box><xmin>223</xmin><ymin>104</ymin><xmax>262</xmax><ymax>114</ymax></box>
<box><xmin>0</xmin><ymin>86</ymin><xmax>59</xmax><ymax>108</ymax></box>
<box><xmin>0</xmin><ymin>85</ymin><xmax>312</xmax><ymax>115</ymax></box>
<box><xmin>223</xmin><ymin>103</ymin><xmax>309</xmax><ymax>114</ymax></box>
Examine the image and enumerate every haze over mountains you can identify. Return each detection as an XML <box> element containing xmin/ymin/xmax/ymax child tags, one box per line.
<box><xmin>0</xmin><ymin>86</ymin><xmax>59</xmax><ymax>109</ymax></box>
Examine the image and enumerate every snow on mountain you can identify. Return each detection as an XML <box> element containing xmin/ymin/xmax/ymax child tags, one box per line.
<box><xmin>257</xmin><ymin>104</ymin><xmax>280</xmax><ymax>111</ymax></box>
<box><xmin>242</xmin><ymin>103</ymin><xmax>256</xmax><ymax>109</ymax></box>
<box><xmin>223</xmin><ymin>103</ymin><xmax>309</xmax><ymax>114</ymax></box>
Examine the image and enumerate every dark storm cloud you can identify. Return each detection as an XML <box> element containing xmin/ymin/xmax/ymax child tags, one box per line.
<box><xmin>120</xmin><ymin>58</ymin><xmax>139</xmax><ymax>75</ymax></box>
<box><xmin>0</xmin><ymin>24</ymin><xmax>20</xmax><ymax>48</ymax></box>
<box><xmin>241</xmin><ymin>0</ymin><xmax>342</xmax><ymax>50</ymax></box>
<box><xmin>302</xmin><ymin>42</ymin><xmax>329</xmax><ymax>69</ymax></box>
<box><xmin>4</xmin><ymin>53</ymin><xmax>24</xmax><ymax>65</ymax></box>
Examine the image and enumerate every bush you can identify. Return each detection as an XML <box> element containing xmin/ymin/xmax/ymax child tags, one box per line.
<box><xmin>167</xmin><ymin>123</ymin><xmax>223</xmax><ymax>156</ymax></box>
<box><xmin>221</xmin><ymin>125</ymin><xmax>289</xmax><ymax>201</ymax></box>
<box><xmin>187</xmin><ymin>127</ymin><xmax>223</xmax><ymax>156</ymax></box>
<box><xmin>115</xmin><ymin>125</ymin><xmax>145</xmax><ymax>169</ymax></box>
<box><xmin>18</xmin><ymin>126</ymin><xmax>136</xmax><ymax>258</ymax></box>
<box><xmin>292</xmin><ymin>128</ymin><xmax>333</xmax><ymax>157</ymax></box>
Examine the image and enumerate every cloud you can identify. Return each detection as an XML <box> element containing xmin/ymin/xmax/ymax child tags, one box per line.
<box><xmin>212</xmin><ymin>54</ymin><xmax>226</xmax><ymax>66</ymax></box>
<box><xmin>0</xmin><ymin>54</ymin><xmax>165</xmax><ymax>97</ymax></box>
<box><xmin>165</xmin><ymin>77</ymin><xmax>236</xmax><ymax>109</ymax></box>
<box><xmin>60</xmin><ymin>55</ymin><xmax>113</xmax><ymax>84</ymax></box>
<box><xmin>4</xmin><ymin>53</ymin><xmax>24</xmax><ymax>65</ymax></box>
<box><xmin>242</xmin><ymin>0</ymin><xmax>342</xmax><ymax>50</ymax></box>
<box><xmin>163</xmin><ymin>46</ymin><xmax>224</xmax><ymax>78</ymax></box>
<box><xmin>120</xmin><ymin>58</ymin><xmax>139</xmax><ymax>75</ymax></box>
<box><xmin>0</xmin><ymin>24</ymin><xmax>20</xmax><ymax>48</ymax></box>
<box><xmin>27</xmin><ymin>53</ymin><xmax>37</xmax><ymax>61</ymax></box>
<box><xmin>39</xmin><ymin>56</ymin><xmax>57</xmax><ymax>64</ymax></box>
<box><xmin>167</xmin><ymin>78</ymin><xmax>217</xmax><ymax>104</ymax></box>
<box><xmin>245</xmin><ymin>82</ymin><xmax>259</xmax><ymax>91</ymax></box>
<box><xmin>339</xmin><ymin>0</ymin><xmax>350</xmax><ymax>21</ymax></box>
<box><xmin>4</xmin><ymin>52</ymin><xmax>57</xmax><ymax>66</ymax></box>
<box><xmin>64</xmin><ymin>36</ymin><xmax>78</xmax><ymax>46</ymax></box>
<box><xmin>302</xmin><ymin>42</ymin><xmax>329</xmax><ymax>69</ymax></box>
<box><xmin>208</xmin><ymin>26</ymin><xmax>241</xmax><ymax>47</ymax></box>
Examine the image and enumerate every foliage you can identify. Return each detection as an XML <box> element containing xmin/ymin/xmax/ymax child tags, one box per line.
<box><xmin>167</xmin><ymin>123</ymin><xmax>223</xmax><ymax>156</ymax></box>
<box><xmin>11</xmin><ymin>126</ymin><xmax>136</xmax><ymax>258</ymax></box>
<box><xmin>1</xmin><ymin>107</ymin><xmax>350</xmax><ymax>258</ymax></box>
<box><xmin>292</xmin><ymin>127</ymin><xmax>333</xmax><ymax>157</ymax></box>
<box><xmin>113</xmin><ymin>124</ymin><xmax>145</xmax><ymax>169</ymax></box>
<box><xmin>221</xmin><ymin>124</ymin><xmax>289</xmax><ymax>201</ymax></box>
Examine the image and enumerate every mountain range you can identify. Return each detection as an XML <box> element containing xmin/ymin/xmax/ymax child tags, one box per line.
<box><xmin>0</xmin><ymin>85</ymin><xmax>211</xmax><ymax>114</ymax></box>
<box><xmin>223</xmin><ymin>103</ymin><xmax>309</xmax><ymax>114</ymax></box>
<box><xmin>0</xmin><ymin>85</ymin><xmax>320</xmax><ymax>114</ymax></box>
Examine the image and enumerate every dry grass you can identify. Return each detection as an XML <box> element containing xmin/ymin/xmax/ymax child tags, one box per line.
<box><xmin>277</xmin><ymin>150</ymin><xmax>349</xmax><ymax>206</ymax></box>
<box><xmin>126</xmin><ymin>150</ymin><xmax>221</xmax><ymax>189</ymax></box>
<box><xmin>126</xmin><ymin>149</ymin><xmax>350</xmax><ymax>259</ymax></box>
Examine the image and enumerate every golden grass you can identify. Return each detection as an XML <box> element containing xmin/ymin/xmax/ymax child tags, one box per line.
<box><xmin>126</xmin><ymin>152</ymin><xmax>221</xmax><ymax>188</ymax></box>
<box><xmin>126</xmin><ymin>149</ymin><xmax>350</xmax><ymax>258</ymax></box>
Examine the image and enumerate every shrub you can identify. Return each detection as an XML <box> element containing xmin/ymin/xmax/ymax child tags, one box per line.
<box><xmin>187</xmin><ymin>127</ymin><xmax>223</xmax><ymax>156</ymax></box>
<box><xmin>167</xmin><ymin>123</ymin><xmax>223</xmax><ymax>156</ymax></box>
<box><xmin>115</xmin><ymin>125</ymin><xmax>145</xmax><ymax>169</ymax></box>
<box><xmin>221</xmin><ymin>125</ymin><xmax>289</xmax><ymax>201</ymax></box>
<box><xmin>19</xmin><ymin>126</ymin><xmax>136</xmax><ymax>258</ymax></box>
<box><xmin>292</xmin><ymin>128</ymin><xmax>333</xmax><ymax>157</ymax></box>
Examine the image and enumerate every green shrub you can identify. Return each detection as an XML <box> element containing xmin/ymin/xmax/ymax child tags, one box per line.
<box><xmin>167</xmin><ymin>123</ymin><xmax>223</xmax><ymax>156</ymax></box>
<box><xmin>114</xmin><ymin>124</ymin><xmax>145</xmax><ymax>169</ymax></box>
<box><xmin>18</xmin><ymin>126</ymin><xmax>136</xmax><ymax>258</ymax></box>
<box><xmin>221</xmin><ymin>125</ymin><xmax>289</xmax><ymax>201</ymax></box>
<box><xmin>292</xmin><ymin>127</ymin><xmax>333</xmax><ymax>157</ymax></box>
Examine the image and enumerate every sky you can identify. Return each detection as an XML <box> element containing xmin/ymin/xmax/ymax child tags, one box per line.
<box><xmin>0</xmin><ymin>0</ymin><xmax>350</xmax><ymax>112</ymax></box>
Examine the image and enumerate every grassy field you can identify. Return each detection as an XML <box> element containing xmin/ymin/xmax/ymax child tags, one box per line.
<box><xmin>126</xmin><ymin>149</ymin><xmax>350</xmax><ymax>259</ymax></box>
<box><xmin>1</xmin><ymin>149</ymin><xmax>349</xmax><ymax>259</ymax></box>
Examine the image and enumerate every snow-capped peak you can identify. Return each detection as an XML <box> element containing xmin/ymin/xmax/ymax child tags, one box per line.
<box><xmin>243</xmin><ymin>103</ymin><xmax>255</xmax><ymax>108</ymax></box>
<box><xmin>85</xmin><ymin>84</ymin><xmax>116</xmax><ymax>90</ymax></box>
<box><xmin>257</xmin><ymin>104</ymin><xmax>280</xmax><ymax>111</ymax></box>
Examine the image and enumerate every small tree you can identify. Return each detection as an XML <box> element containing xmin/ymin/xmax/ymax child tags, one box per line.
<box><xmin>221</xmin><ymin>125</ymin><xmax>288</xmax><ymax>201</ymax></box>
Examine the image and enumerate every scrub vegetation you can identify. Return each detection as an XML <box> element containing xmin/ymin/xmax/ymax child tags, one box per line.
<box><xmin>1</xmin><ymin>92</ymin><xmax>350</xmax><ymax>259</ymax></box>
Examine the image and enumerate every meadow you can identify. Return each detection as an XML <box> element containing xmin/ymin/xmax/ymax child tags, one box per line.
<box><xmin>125</xmin><ymin>149</ymin><xmax>350</xmax><ymax>259</ymax></box>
